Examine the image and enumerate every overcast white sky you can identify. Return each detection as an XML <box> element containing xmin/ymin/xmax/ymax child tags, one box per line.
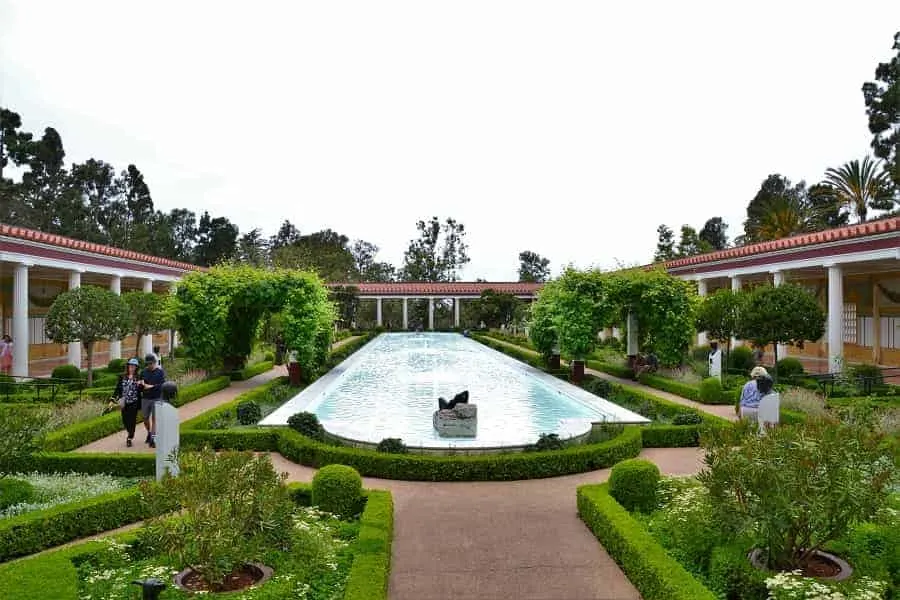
<box><xmin>1</xmin><ymin>1</ymin><xmax>899</xmax><ymax>280</ymax></box>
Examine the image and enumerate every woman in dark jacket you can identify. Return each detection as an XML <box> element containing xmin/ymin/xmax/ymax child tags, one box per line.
<box><xmin>114</xmin><ymin>358</ymin><xmax>143</xmax><ymax>447</ymax></box>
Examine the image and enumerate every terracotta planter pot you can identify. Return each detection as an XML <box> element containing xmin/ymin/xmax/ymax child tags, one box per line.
<box><xmin>570</xmin><ymin>360</ymin><xmax>585</xmax><ymax>383</ymax></box>
<box><xmin>747</xmin><ymin>548</ymin><xmax>852</xmax><ymax>582</ymax></box>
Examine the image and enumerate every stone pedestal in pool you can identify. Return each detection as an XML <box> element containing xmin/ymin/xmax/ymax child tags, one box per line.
<box><xmin>433</xmin><ymin>403</ymin><xmax>478</xmax><ymax>437</ymax></box>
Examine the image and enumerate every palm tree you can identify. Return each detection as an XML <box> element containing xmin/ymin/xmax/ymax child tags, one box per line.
<box><xmin>823</xmin><ymin>156</ymin><xmax>896</xmax><ymax>223</ymax></box>
<box><xmin>749</xmin><ymin>194</ymin><xmax>816</xmax><ymax>242</ymax></box>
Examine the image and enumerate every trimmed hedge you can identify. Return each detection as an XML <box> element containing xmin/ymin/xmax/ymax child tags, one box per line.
<box><xmin>28</xmin><ymin>451</ymin><xmax>155</xmax><ymax>477</ymax></box>
<box><xmin>230</xmin><ymin>360</ymin><xmax>274</xmax><ymax>381</ymax></box>
<box><xmin>43</xmin><ymin>376</ymin><xmax>231</xmax><ymax>452</ymax></box>
<box><xmin>345</xmin><ymin>489</ymin><xmax>393</xmax><ymax>600</ymax></box>
<box><xmin>0</xmin><ymin>487</ymin><xmax>151</xmax><ymax>561</ymax></box>
<box><xmin>577</xmin><ymin>483</ymin><xmax>717</xmax><ymax>600</ymax></box>
<box><xmin>181</xmin><ymin>376</ymin><xmax>288</xmax><ymax>431</ymax></box>
<box><xmin>276</xmin><ymin>426</ymin><xmax>643</xmax><ymax>481</ymax></box>
<box><xmin>587</xmin><ymin>359</ymin><xmax>635</xmax><ymax>379</ymax></box>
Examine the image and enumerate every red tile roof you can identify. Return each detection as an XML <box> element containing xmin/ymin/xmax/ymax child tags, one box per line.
<box><xmin>0</xmin><ymin>224</ymin><xmax>201</xmax><ymax>272</ymax></box>
<box><xmin>327</xmin><ymin>281</ymin><xmax>543</xmax><ymax>296</ymax></box>
<box><xmin>660</xmin><ymin>217</ymin><xmax>900</xmax><ymax>270</ymax></box>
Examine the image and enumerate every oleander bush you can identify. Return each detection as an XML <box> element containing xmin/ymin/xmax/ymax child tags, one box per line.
<box><xmin>312</xmin><ymin>464</ymin><xmax>363</xmax><ymax>520</ymax></box>
<box><xmin>728</xmin><ymin>346</ymin><xmax>755</xmax><ymax>374</ymax></box>
<box><xmin>775</xmin><ymin>357</ymin><xmax>804</xmax><ymax>380</ymax></box>
<box><xmin>375</xmin><ymin>438</ymin><xmax>408</xmax><ymax>454</ymax></box>
<box><xmin>608</xmin><ymin>459</ymin><xmax>660</xmax><ymax>513</ymax></box>
<box><xmin>106</xmin><ymin>358</ymin><xmax>126</xmax><ymax>373</ymax></box>
<box><xmin>289</xmin><ymin>411</ymin><xmax>326</xmax><ymax>441</ymax></box>
<box><xmin>698</xmin><ymin>377</ymin><xmax>723</xmax><ymax>404</ymax></box>
<box><xmin>235</xmin><ymin>399</ymin><xmax>262</xmax><ymax>425</ymax></box>
<box><xmin>51</xmin><ymin>365</ymin><xmax>82</xmax><ymax>382</ymax></box>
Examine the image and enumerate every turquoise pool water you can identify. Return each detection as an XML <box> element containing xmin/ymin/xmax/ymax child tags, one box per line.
<box><xmin>261</xmin><ymin>332</ymin><xmax>649</xmax><ymax>448</ymax></box>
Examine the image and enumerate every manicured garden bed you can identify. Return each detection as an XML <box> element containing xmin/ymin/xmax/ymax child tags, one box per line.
<box><xmin>0</xmin><ymin>480</ymin><xmax>394</xmax><ymax>600</ymax></box>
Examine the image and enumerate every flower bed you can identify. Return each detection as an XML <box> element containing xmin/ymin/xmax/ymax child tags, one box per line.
<box><xmin>0</xmin><ymin>482</ymin><xmax>394</xmax><ymax>600</ymax></box>
<box><xmin>0</xmin><ymin>472</ymin><xmax>140</xmax><ymax>519</ymax></box>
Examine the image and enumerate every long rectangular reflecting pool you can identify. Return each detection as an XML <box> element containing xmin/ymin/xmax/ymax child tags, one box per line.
<box><xmin>260</xmin><ymin>333</ymin><xmax>649</xmax><ymax>449</ymax></box>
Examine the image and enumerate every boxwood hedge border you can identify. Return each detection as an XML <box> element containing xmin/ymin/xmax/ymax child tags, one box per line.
<box><xmin>0</xmin><ymin>481</ymin><xmax>394</xmax><ymax>600</ymax></box>
<box><xmin>577</xmin><ymin>483</ymin><xmax>717</xmax><ymax>600</ymax></box>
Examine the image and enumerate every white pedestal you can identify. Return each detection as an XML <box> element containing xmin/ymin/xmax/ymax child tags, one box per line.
<box><xmin>708</xmin><ymin>350</ymin><xmax>722</xmax><ymax>378</ymax></box>
<box><xmin>155</xmin><ymin>402</ymin><xmax>180</xmax><ymax>480</ymax></box>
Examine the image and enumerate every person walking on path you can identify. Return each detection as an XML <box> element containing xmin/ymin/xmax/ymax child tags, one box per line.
<box><xmin>140</xmin><ymin>353</ymin><xmax>165</xmax><ymax>448</ymax></box>
<box><xmin>113</xmin><ymin>358</ymin><xmax>143</xmax><ymax>447</ymax></box>
<box><xmin>0</xmin><ymin>335</ymin><xmax>13</xmax><ymax>376</ymax></box>
<box><xmin>738</xmin><ymin>366</ymin><xmax>768</xmax><ymax>422</ymax></box>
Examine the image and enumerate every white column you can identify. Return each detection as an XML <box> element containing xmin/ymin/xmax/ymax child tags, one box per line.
<box><xmin>730</xmin><ymin>275</ymin><xmax>743</xmax><ymax>347</ymax></box>
<box><xmin>375</xmin><ymin>297</ymin><xmax>383</xmax><ymax>327</ymax></box>
<box><xmin>626</xmin><ymin>310</ymin><xmax>639</xmax><ymax>356</ymax></box>
<box><xmin>109</xmin><ymin>276</ymin><xmax>122</xmax><ymax>360</ymax></box>
<box><xmin>428</xmin><ymin>297</ymin><xmax>435</xmax><ymax>330</ymax></box>
<box><xmin>454</xmin><ymin>297</ymin><xmax>461</xmax><ymax>328</ymax></box>
<box><xmin>12</xmin><ymin>263</ymin><xmax>29</xmax><ymax>378</ymax></box>
<box><xmin>827</xmin><ymin>265</ymin><xmax>844</xmax><ymax>373</ymax></box>
<box><xmin>67</xmin><ymin>270</ymin><xmax>82</xmax><ymax>367</ymax></box>
<box><xmin>771</xmin><ymin>270</ymin><xmax>788</xmax><ymax>359</ymax></box>
<box><xmin>696</xmin><ymin>279</ymin><xmax>708</xmax><ymax>346</ymax></box>
<box><xmin>402</xmin><ymin>297</ymin><xmax>409</xmax><ymax>330</ymax></box>
<box><xmin>141</xmin><ymin>279</ymin><xmax>154</xmax><ymax>357</ymax></box>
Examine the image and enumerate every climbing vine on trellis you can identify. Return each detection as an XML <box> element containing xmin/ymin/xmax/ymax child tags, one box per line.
<box><xmin>529</xmin><ymin>267</ymin><xmax>697</xmax><ymax>366</ymax></box>
<box><xmin>173</xmin><ymin>265</ymin><xmax>335</xmax><ymax>373</ymax></box>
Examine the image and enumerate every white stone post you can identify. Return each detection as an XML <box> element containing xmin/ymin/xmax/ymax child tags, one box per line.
<box><xmin>428</xmin><ymin>297</ymin><xmax>435</xmax><ymax>330</ymax></box>
<box><xmin>454</xmin><ymin>297</ymin><xmax>461</xmax><ymax>328</ymax></box>
<box><xmin>67</xmin><ymin>270</ymin><xmax>83</xmax><ymax>367</ymax></box>
<box><xmin>402</xmin><ymin>297</ymin><xmax>409</xmax><ymax>330</ymax></box>
<box><xmin>142</xmin><ymin>279</ymin><xmax>154</xmax><ymax>357</ymax></box>
<box><xmin>696</xmin><ymin>278</ymin><xmax>708</xmax><ymax>346</ymax></box>
<box><xmin>730</xmin><ymin>275</ymin><xmax>743</xmax><ymax>347</ymax></box>
<box><xmin>155</xmin><ymin>401</ymin><xmax>180</xmax><ymax>481</ymax></box>
<box><xmin>109</xmin><ymin>276</ymin><xmax>122</xmax><ymax>360</ymax></box>
<box><xmin>771</xmin><ymin>270</ymin><xmax>788</xmax><ymax>360</ymax></box>
<box><xmin>375</xmin><ymin>297</ymin><xmax>383</xmax><ymax>327</ymax></box>
<box><xmin>827</xmin><ymin>265</ymin><xmax>844</xmax><ymax>373</ymax></box>
<box><xmin>12</xmin><ymin>263</ymin><xmax>29</xmax><ymax>378</ymax></box>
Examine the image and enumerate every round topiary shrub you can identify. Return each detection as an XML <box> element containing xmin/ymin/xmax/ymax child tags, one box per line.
<box><xmin>287</xmin><ymin>411</ymin><xmax>325</xmax><ymax>441</ymax></box>
<box><xmin>236</xmin><ymin>400</ymin><xmax>262</xmax><ymax>425</ymax></box>
<box><xmin>608</xmin><ymin>458</ymin><xmax>660</xmax><ymax>513</ymax></box>
<box><xmin>776</xmin><ymin>357</ymin><xmax>804</xmax><ymax>380</ymax></box>
<box><xmin>376</xmin><ymin>437</ymin><xmax>408</xmax><ymax>453</ymax></box>
<box><xmin>311</xmin><ymin>464</ymin><xmax>363</xmax><ymax>518</ymax></box>
<box><xmin>728</xmin><ymin>346</ymin><xmax>755</xmax><ymax>373</ymax></box>
<box><xmin>0</xmin><ymin>477</ymin><xmax>34</xmax><ymax>510</ymax></box>
<box><xmin>107</xmin><ymin>358</ymin><xmax>127</xmax><ymax>373</ymax></box>
<box><xmin>51</xmin><ymin>364</ymin><xmax>82</xmax><ymax>381</ymax></box>
<box><xmin>263</xmin><ymin>352</ymin><xmax>275</xmax><ymax>363</ymax></box>
<box><xmin>699</xmin><ymin>376</ymin><xmax>724</xmax><ymax>403</ymax></box>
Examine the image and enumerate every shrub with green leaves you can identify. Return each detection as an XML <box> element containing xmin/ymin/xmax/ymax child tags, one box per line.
<box><xmin>699</xmin><ymin>416</ymin><xmax>899</xmax><ymax>571</ymax></box>
<box><xmin>106</xmin><ymin>358</ymin><xmax>126</xmax><ymax>373</ymax></box>
<box><xmin>775</xmin><ymin>357</ymin><xmax>804</xmax><ymax>380</ymax></box>
<box><xmin>50</xmin><ymin>364</ymin><xmax>81</xmax><ymax>381</ymax></box>
<box><xmin>311</xmin><ymin>464</ymin><xmax>363</xmax><ymax>519</ymax></box>
<box><xmin>526</xmin><ymin>433</ymin><xmax>564</xmax><ymax>452</ymax></box>
<box><xmin>672</xmin><ymin>412</ymin><xmax>703</xmax><ymax>426</ymax></box>
<box><xmin>698</xmin><ymin>377</ymin><xmax>723</xmax><ymax>403</ymax></box>
<box><xmin>608</xmin><ymin>458</ymin><xmax>660</xmax><ymax>513</ymax></box>
<box><xmin>235</xmin><ymin>400</ymin><xmax>262</xmax><ymax>425</ymax></box>
<box><xmin>727</xmin><ymin>346</ymin><xmax>755</xmax><ymax>374</ymax></box>
<box><xmin>288</xmin><ymin>411</ymin><xmax>326</xmax><ymax>441</ymax></box>
<box><xmin>375</xmin><ymin>438</ymin><xmax>408</xmax><ymax>454</ymax></box>
<box><xmin>0</xmin><ymin>477</ymin><xmax>33</xmax><ymax>510</ymax></box>
<box><xmin>139</xmin><ymin>449</ymin><xmax>294</xmax><ymax>588</ymax></box>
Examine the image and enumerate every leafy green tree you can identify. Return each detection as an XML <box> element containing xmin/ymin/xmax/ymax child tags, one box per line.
<box><xmin>862</xmin><ymin>31</ymin><xmax>900</xmax><ymax>187</ymax></box>
<box><xmin>400</xmin><ymin>217</ymin><xmax>470</xmax><ymax>282</ymax></box>
<box><xmin>807</xmin><ymin>183</ymin><xmax>851</xmax><ymax>230</ymax></box>
<box><xmin>654</xmin><ymin>224</ymin><xmax>676</xmax><ymax>262</ymax></box>
<box><xmin>676</xmin><ymin>225</ymin><xmax>711</xmax><ymax>257</ymax></box>
<box><xmin>698</xmin><ymin>217</ymin><xmax>728</xmax><ymax>250</ymax></box>
<box><xmin>194</xmin><ymin>211</ymin><xmax>239</xmax><ymax>267</ymax></box>
<box><xmin>468</xmin><ymin>289</ymin><xmax>524</xmax><ymax>328</ymax></box>
<box><xmin>736</xmin><ymin>284</ymin><xmax>825</xmax><ymax>375</ymax></box>
<box><xmin>0</xmin><ymin>406</ymin><xmax>47</xmax><ymax>476</ymax></box>
<box><xmin>44</xmin><ymin>286</ymin><xmax>130</xmax><ymax>385</ymax></box>
<box><xmin>268</xmin><ymin>220</ymin><xmax>301</xmax><ymax>250</ymax></box>
<box><xmin>236</xmin><ymin>228</ymin><xmax>269</xmax><ymax>267</ymax></box>
<box><xmin>823</xmin><ymin>156</ymin><xmax>896</xmax><ymax>222</ymax></box>
<box><xmin>528</xmin><ymin>284</ymin><xmax>559</xmax><ymax>361</ymax></box>
<box><xmin>742</xmin><ymin>174</ymin><xmax>818</xmax><ymax>243</ymax></box>
<box><xmin>695</xmin><ymin>289</ymin><xmax>745</xmax><ymax>380</ymax></box>
<box><xmin>122</xmin><ymin>291</ymin><xmax>169</xmax><ymax>358</ymax></box>
<box><xmin>329</xmin><ymin>285</ymin><xmax>360</xmax><ymax>327</ymax></box>
<box><xmin>272</xmin><ymin>229</ymin><xmax>356</xmax><ymax>282</ymax></box>
<box><xmin>350</xmin><ymin>240</ymin><xmax>395</xmax><ymax>282</ymax></box>
<box><xmin>517</xmin><ymin>250</ymin><xmax>551</xmax><ymax>282</ymax></box>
